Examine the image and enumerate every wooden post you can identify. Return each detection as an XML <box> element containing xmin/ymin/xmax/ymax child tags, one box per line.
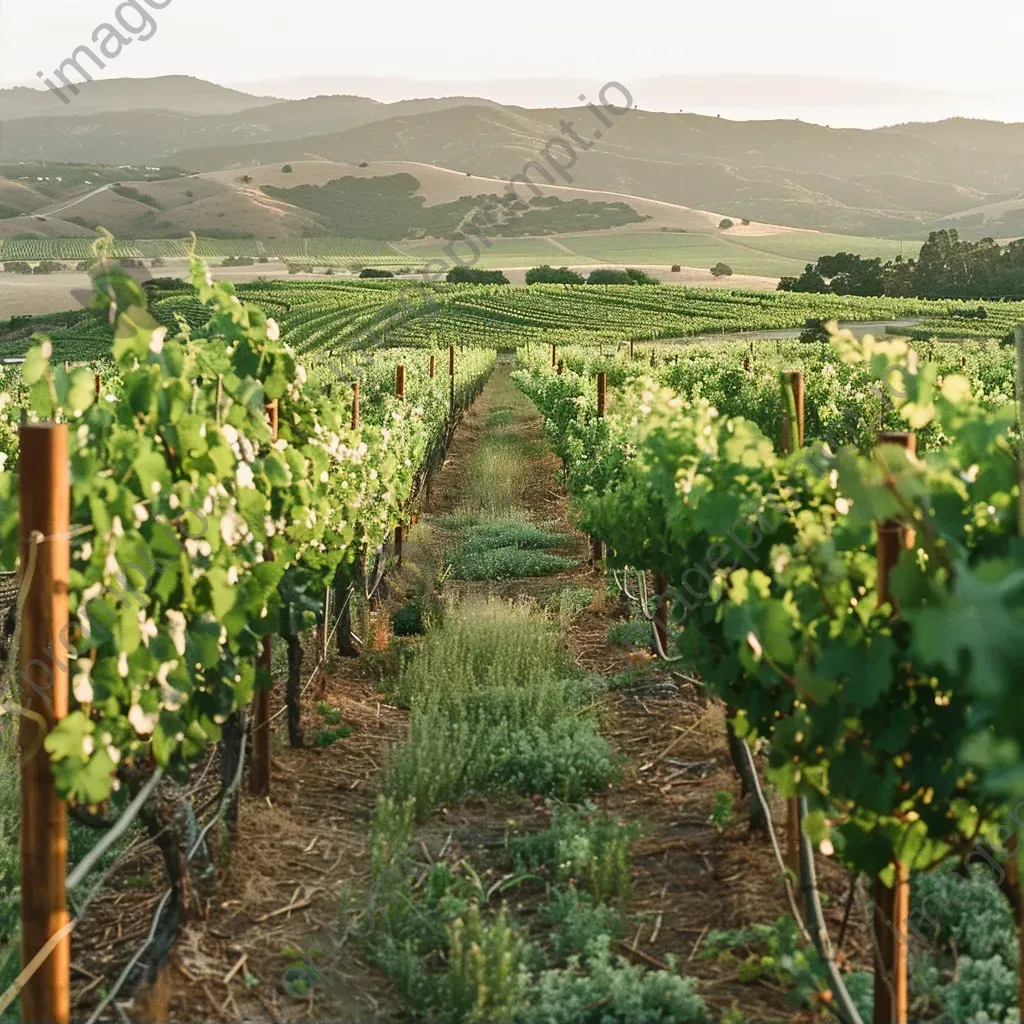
<box><xmin>351</xmin><ymin>380</ymin><xmax>359</xmax><ymax>430</ymax></box>
<box><xmin>429</xmin><ymin>354</ymin><xmax>436</xmax><ymax>379</ymax></box>
<box><xmin>876</xmin><ymin>432</ymin><xmax>917</xmax><ymax>612</ymax></box>
<box><xmin>591</xmin><ymin>373</ymin><xmax>607</xmax><ymax>566</ymax></box>
<box><xmin>779</xmin><ymin>370</ymin><xmax>805</xmax><ymax>883</ymax></box>
<box><xmin>395</xmin><ymin>365</ymin><xmax>406</xmax><ymax>563</ymax></box>
<box><xmin>94</xmin><ymin>373</ymin><xmax>102</xmax><ymax>398</ymax></box>
<box><xmin>872</xmin><ymin>428</ymin><xmax>915</xmax><ymax>1024</ymax></box>
<box><xmin>19</xmin><ymin>423</ymin><xmax>71</xmax><ymax>1024</ymax></box>
<box><xmin>250</xmin><ymin>399</ymin><xmax>279</xmax><ymax>797</ymax></box>
<box><xmin>743</xmin><ymin>356</ymin><xmax>751</xmax><ymax>371</ymax></box>
<box><xmin>780</xmin><ymin>370</ymin><xmax>805</xmax><ymax>452</ymax></box>
<box><xmin>449</xmin><ymin>344</ymin><xmax>456</xmax><ymax>425</ymax></box>
<box><xmin>551</xmin><ymin>343</ymin><xmax>557</xmax><ymax>368</ymax></box>
<box><xmin>629</xmin><ymin>339</ymin><xmax>635</xmax><ymax>361</ymax></box>
<box><xmin>873</xmin><ymin>862</ymin><xmax>910</xmax><ymax>1024</ymax></box>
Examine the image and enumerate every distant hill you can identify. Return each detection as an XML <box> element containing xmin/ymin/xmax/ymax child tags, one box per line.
<box><xmin>5</xmin><ymin>77</ymin><xmax>1024</xmax><ymax>237</ymax></box>
<box><xmin>0</xmin><ymin>75</ymin><xmax>282</xmax><ymax>119</ymax></box>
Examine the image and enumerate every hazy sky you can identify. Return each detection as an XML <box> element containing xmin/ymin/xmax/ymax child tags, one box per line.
<box><xmin>2</xmin><ymin>0</ymin><xmax>1022</xmax><ymax>125</ymax></box>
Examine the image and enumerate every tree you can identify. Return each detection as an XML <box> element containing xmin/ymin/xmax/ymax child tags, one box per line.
<box><xmin>624</xmin><ymin>267</ymin><xmax>659</xmax><ymax>285</ymax></box>
<box><xmin>525</xmin><ymin>265</ymin><xmax>585</xmax><ymax>285</ymax></box>
<box><xmin>777</xmin><ymin>263</ymin><xmax>829</xmax><ymax>293</ymax></box>
<box><xmin>445</xmin><ymin>266</ymin><xmax>509</xmax><ymax>284</ymax></box>
<box><xmin>710</xmin><ymin>262</ymin><xmax>733</xmax><ymax>278</ymax></box>
<box><xmin>282</xmin><ymin>164</ymin><xmax>293</xmax><ymax>174</ymax></box>
<box><xmin>670</xmin><ymin>265</ymin><xmax>681</xmax><ymax>273</ymax></box>
<box><xmin>239</xmin><ymin>174</ymin><xmax>253</xmax><ymax>184</ymax></box>
<box><xmin>587</xmin><ymin>268</ymin><xmax>634</xmax><ymax>285</ymax></box>
<box><xmin>359</xmin><ymin>268</ymin><xmax>395</xmax><ymax>279</ymax></box>
<box><xmin>719</xmin><ymin>218</ymin><xmax>734</xmax><ymax>230</ymax></box>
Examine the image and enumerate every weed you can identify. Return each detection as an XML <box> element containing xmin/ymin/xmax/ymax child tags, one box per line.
<box><xmin>546</xmin><ymin>885</ymin><xmax>626</xmax><ymax>962</ymax></box>
<box><xmin>545</xmin><ymin>586</ymin><xmax>595</xmax><ymax>617</ymax></box>
<box><xmin>709</xmin><ymin>790</ymin><xmax>734</xmax><ymax>833</ymax></box>
<box><xmin>508</xmin><ymin>805</ymin><xmax>637</xmax><ymax>903</ymax></box>
<box><xmin>315</xmin><ymin>700</ymin><xmax>342</xmax><ymax>725</ymax></box>
<box><xmin>312</xmin><ymin>725</ymin><xmax>353</xmax><ymax>747</ymax></box>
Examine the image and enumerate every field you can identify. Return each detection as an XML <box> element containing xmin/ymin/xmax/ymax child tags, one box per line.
<box><xmin>2</xmin><ymin>277</ymin><xmax>1018</xmax><ymax>363</ymax></box>
<box><xmin>0</xmin><ymin>227</ymin><xmax>921</xmax><ymax>279</ymax></box>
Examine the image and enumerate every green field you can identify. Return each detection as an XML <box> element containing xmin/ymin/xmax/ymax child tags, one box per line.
<box><xmin>0</xmin><ymin>230</ymin><xmax>923</xmax><ymax>278</ymax></box>
<box><xmin>3</xmin><ymin>277</ymin><xmax>1014</xmax><ymax>363</ymax></box>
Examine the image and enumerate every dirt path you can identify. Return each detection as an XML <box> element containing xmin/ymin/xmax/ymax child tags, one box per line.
<box><xmin>148</xmin><ymin>361</ymin><xmax>868</xmax><ymax>1024</ymax></box>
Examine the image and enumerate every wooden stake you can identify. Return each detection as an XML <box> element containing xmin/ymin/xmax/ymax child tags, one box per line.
<box><xmin>780</xmin><ymin>370</ymin><xmax>804</xmax><ymax>452</ymax></box>
<box><xmin>351</xmin><ymin>380</ymin><xmax>359</xmax><ymax>430</ymax></box>
<box><xmin>629</xmin><ymin>339</ymin><xmax>635</xmax><ymax>361</ymax></box>
<box><xmin>872</xmin><ymin>863</ymin><xmax>910</xmax><ymax>1024</ymax></box>
<box><xmin>93</xmin><ymin>374</ymin><xmax>102</xmax><ymax>398</ymax></box>
<box><xmin>872</xmin><ymin>429</ymin><xmax>915</xmax><ymax>1024</ymax></box>
<box><xmin>876</xmin><ymin>432</ymin><xmax>917</xmax><ymax>612</ymax></box>
<box><xmin>591</xmin><ymin>373</ymin><xmax>607</xmax><ymax>565</ymax></box>
<box><xmin>551</xmin><ymin>343</ymin><xmax>557</xmax><ymax>368</ymax></box>
<box><xmin>429</xmin><ymin>354</ymin><xmax>436</xmax><ymax>379</ymax></box>
<box><xmin>779</xmin><ymin>370</ymin><xmax>805</xmax><ymax>883</ymax></box>
<box><xmin>395</xmin><ymin>364</ymin><xmax>405</xmax><ymax>400</ymax></box>
<box><xmin>250</xmin><ymin>399</ymin><xmax>279</xmax><ymax>798</ymax></box>
<box><xmin>19</xmin><ymin>423</ymin><xmax>71</xmax><ymax>1024</ymax></box>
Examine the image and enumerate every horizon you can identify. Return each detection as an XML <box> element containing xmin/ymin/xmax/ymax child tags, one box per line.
<box><xmin>0</xmin><ymin>71</ymin><xmax>1021</xmax><ymax>131</ymax></box>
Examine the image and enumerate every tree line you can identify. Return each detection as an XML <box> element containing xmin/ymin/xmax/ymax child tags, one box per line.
<box><xmin>778</xmin><ymin>229</ymin><xmax>1024</xmax><ymax>300</ymax></box>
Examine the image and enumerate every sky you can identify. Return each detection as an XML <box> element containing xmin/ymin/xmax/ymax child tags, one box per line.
<box><xmin>1</xmin><ymin>0</ymin><xmax>1022</xmax><ymax>126</ymax></box>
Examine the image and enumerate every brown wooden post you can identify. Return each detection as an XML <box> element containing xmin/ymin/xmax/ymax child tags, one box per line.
<box><xmin>629</xmin><ymin>339</ymin><xmax>635</xmax><ymax>361</ymax></box>
<box><xmin>873</xmin><ymin>862</ymin><xmax>910</xmax><ymax>1024</ymax></box>
<box><xmin>250</xmin><ymin>399</ymin><xmax>279</xmax><ymax>797</ymax></box>
<box><xmin>743</xmin><ymin>356</ymin><xmax>751</xmax><ymax>371</ymax></box>
<box><xmin>395</xmin><ymin>365</ymin><xmax>406</xmax><ymax>563</ymax></box>
<box><xmin>551</xmin><ymin>343</ymin><xmax>557</xmax><ymax>368</ymax></box>
<box><xmin>779</xmin><ymin>370</ymin><xmax>805</xmax><ymax>882</ymax></box>
<box><xmin>94</xmin><ymin>373</ymin><xmax>102</xmax><ymax>398</ymax></box>
<box><xmin>872</xmin><ymin>428</ymin><xmax>915</xmax><ymax>1024</ymax></box>
<box><xmin>780</xmin><ymin>370</ymin><xmax>805</xmax><ymax>452</ymax></box>
<box><xmin>429</xmin><ymin>354</ymin><xmax>436</xmax><ymax>379</ymax></box>
<box><xmin>19</xmin><ymin>423</ymin><xmax>71</xmax><ymax>1024</ymax></box>
<box><xmin>591</xmin><ymin>373</ymin><xmax>607</xmax><ymax>566</ymax></box>
<box><xmin>449</xmin><ymin>344</ymin><xmax>456</xmax><ymax>425</ymax></box>
<box><xmin>351</xmin><ymin>380</ymin><xmax>360</xmax><ymax>430</ymax></box>
<box><xmin>876</xmin><ymin>432</ymin><xmax>917</xmax><ymax>612</ymax></box>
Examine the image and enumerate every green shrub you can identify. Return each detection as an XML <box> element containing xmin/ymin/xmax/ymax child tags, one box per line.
<box><xmin>392</xmin><ymin>601</ymin><xmax>426</xmax><ymax>636</ymax></box>
<box><xmin>719</xmin><ymin>218</ymin><xmax>734</xmax><ymax>230</ymax></box>
<box><xmin>545</xmin><ymin>586</ymin><xmax>595</xmax><ymax>616</ymax></box>
<box><xmin>546</xmin><ymin>886</ymin><xmax>626</xmax><ymax>962</ymax></box>
<box><xmin>313</xmin><ymin>725</ymin><xmax>352</xmax><ymax>747</ymax></box>
<box><xmin>942</xmin><ymin>955</ymin><xmax>1018</xmax><ymax>1023</ymax></box>
<box><xmin>449</xmin><ymin>546</ymin><xmax>576</xmax><ymax>582</ymax></box>
<box><xmin>315</xmin><ymin>700</ymin><xmax>342</xmax><ymax>725</ymax></box>
<box><xmin>710</xmin><ymin>262</ymin><xmax>734</xmax><ymax>278</ymax></box>
<box><xmin>509</xmin><ymin>806</ymin><xmax>637</xmax><ymax>903</ymax></box>
<box><xmin>446</xmin><ymin>266</ymin><xmax>510</xmax><ymax>285</ymax></box>
<box><xmin>521</xmin><ymin>936</ymin><xmax>710</xmax><ymax>1023</ymax></box>
<box><xmin>606</xmin><ymin>619</ymin><xmax>652</xmax><ymax>648</ymax></box>
<box><xmin>383</xmin><ymin>601</ymin><xmax>613</xmax><ymax>817</ymax></box>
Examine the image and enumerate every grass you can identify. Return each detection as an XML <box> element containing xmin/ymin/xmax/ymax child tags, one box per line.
<box><xmin>312</xmin><ymin>725</ymin><xmax>353</xmax><ymax>748</ymax></box>
<box><xmin>382</xmin><ymin>598</ymin><xmax>616</xmax><ymax>818</ymax></box>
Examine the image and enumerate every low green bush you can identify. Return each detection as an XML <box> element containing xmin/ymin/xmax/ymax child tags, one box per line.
<box><xmin>509</xmin><ymin>805</ymin><xmax>637</xmax><ymax>903</ymax></box>
<box><xmin>313</xmin><ymin>725</ymin><xmax>353</xmax><ymax>747</ymax></box>
<box><xmin>606</xmin><ymin>619</ymin><xmax>652</xmax><ymax>648</ymax></box>
<box><xmin>450</xmin><ymin>546</ymin><xmax>576</xmax><ymax>582</ymax></box>
<box><xmin>391</xmin><ymin>601</ymin><xmax>426</xmax><ymax>636</ymax></box>
<box><xmin>383</xmin><ymin>600</ymin><xmax>614</xmax><ymax>817</ymax></box>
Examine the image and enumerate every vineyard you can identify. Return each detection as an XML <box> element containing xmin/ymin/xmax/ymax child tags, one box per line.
<box><xmin>7</xmin><ymin>279</ymin><xmax>1024</xmax><ymax>368</ymax></box>
<box><xmin>0</xmin><ymin>239</ymin><xmax>413</xmax><ymax>266</ymax></box>
<box><xmin>4</xmin><ymin>252</ymin><xmax>1024</xmax><ymax>1024</ymax></box>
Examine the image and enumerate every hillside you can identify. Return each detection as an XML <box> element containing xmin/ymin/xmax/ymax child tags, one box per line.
<box><xmin>0</xmin><ymin>75</ymin><xmax>281</xmax><ymax>119</ymax></box>
<box><xmin>5</xmin><ymin>78</ymin><xmax>1024</xmax><ymax>238</ymax></box>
